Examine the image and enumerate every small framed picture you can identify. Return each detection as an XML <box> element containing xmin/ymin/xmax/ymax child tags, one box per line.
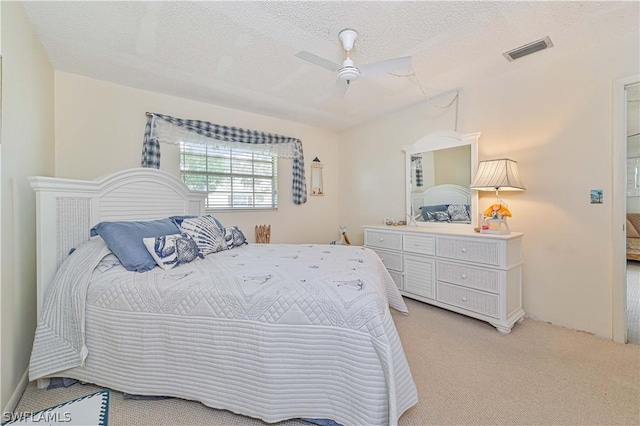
<box><xmin>590</xmin><ymin>189</ymin><xmax>603</xmax><ymax>204</ymax></box>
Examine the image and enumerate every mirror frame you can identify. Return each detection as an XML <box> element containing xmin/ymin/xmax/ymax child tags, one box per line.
<box><xmin>310</xmin><ymin>161</ymin><xmax>324</xmax><ymax>196</ymax></box>
<box><xmin>402</xmin><ymin>130</ymin><xmax>480</xmax><ymax>228</ymax></box>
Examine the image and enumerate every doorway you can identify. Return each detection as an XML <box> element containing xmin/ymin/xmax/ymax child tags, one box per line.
<box><xmin>625</xmin><ymin>82</ymin><xmax>640</xmax><ymax>345</ymax></box>
<box><xmin>613</xmin><ymin>75</ymin><xmax>640</xmax><ymax>344</ymax></box>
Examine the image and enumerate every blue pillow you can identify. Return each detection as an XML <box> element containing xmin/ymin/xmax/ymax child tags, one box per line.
<box><xmin>90</xmin><ymin>219</ymin><xmax>180</xmax><ymax>272</ymax></box>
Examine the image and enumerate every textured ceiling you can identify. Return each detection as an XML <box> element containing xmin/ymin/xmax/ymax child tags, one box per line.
<box><xmin>23</xmin><ymin>1</ymin><xmax>639</xmax><ymax>131</ymax></box>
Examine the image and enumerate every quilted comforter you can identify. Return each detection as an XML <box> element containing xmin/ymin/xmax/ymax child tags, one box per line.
<box><xmin>30</xmin><ymin>239</ymin><xmax>418</xmax><ymax>425</ymax></box>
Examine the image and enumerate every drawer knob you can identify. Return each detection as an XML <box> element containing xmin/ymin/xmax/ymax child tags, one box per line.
<box><xmin>460</xmin><ymin>296</ymin><xmax>468</xmax><ymax>303</ymax></box>
<box><xmin>461</xmin><ymin>273</ymin><xmax>468</xmax><ymax>279</ymax></box>
<box><xmin>379</xmin><ymin>238</ymin><xmax>385</xmax><ymax>242</ymax></box>
<box><xmin>461</xmin><ymin>247</ymin><xmax>468</xmax><ymax>253</ymax></box>
<box><xmin>414</xmin><ymin>243</ymin><xmax>420</xmax><ymax>246</ymax></box>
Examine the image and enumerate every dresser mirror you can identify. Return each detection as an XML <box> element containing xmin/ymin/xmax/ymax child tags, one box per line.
<box><xmin>403</xmin><ymin>131</ymin><xmax>480</xmax><ymax>227</ymax></box>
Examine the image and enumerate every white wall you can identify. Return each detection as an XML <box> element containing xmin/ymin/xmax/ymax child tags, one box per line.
<box><xmin>54</xmin><ymin>72</ymin><xmax>341</xmax><ymax>244</ymax></box>
<box><xmin>340</xmin><ymin>32</ymin><xmax>640</xmax><ymax>339</ymax></box>
<box><xmin>0</xmin><ymin>2</ymin><xmax>55</xmax><ymax>411</ymax></box>
<box><xmin>339</xmin><ymin>94</ymin><xmax>458</xmax><ymax>231</ymax></box>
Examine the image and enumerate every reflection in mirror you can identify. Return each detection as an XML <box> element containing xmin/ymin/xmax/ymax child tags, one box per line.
<box><xmin>403</xmin><ymin>131</ymin><xmax>480</xmax><ymax>227</ymax></box>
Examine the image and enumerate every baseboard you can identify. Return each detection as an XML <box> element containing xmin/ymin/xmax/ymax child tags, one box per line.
<box><xmin>3</xmin><ymin>369</ymin><xmax>28</xmax><ymax>414</ymax></box>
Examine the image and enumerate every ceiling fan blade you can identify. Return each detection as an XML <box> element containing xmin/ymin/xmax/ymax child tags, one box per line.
<box><xmin>295</xmin><ymin>51</ymin><xmax>341</xmax><ymax>72</ymax></box>
<box><xmin>359</xmin><ymin>56</ymin><xmax>412</xmax><ymax>77</ymax></box>
<box><xmin>331</xmin><ymin>79</ymin><xmax>350</xmax><ymax>99</ymax></box>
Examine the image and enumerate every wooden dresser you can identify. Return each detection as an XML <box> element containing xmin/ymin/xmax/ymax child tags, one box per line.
<box><xmin>363</xmin><ymin>225</ymin><xmax>524</xmax><ymax>333</ymax></box>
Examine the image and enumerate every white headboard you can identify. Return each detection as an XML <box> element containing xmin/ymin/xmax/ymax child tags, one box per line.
<box><xmin>412</xmin><ymin>183</ymin><xmax>471</xmax><ymax>214</ymax></box>
<box><xmin>30</xmin><ymin>168</ymin><xmax>206</xmax><ymax>318</ymax></box>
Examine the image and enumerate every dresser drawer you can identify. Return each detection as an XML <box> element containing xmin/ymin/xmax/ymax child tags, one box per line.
<box><xmin>365</xmin><ymin>230</ymin><xmax>403</xmax><ymax>251</ymax></box>
<box><xmin>404</xmin><ymin>255</ymin><xmax>436</xmax><ymax>299</ymax></box>
<box><xmin>436</xmin><ymin>237</ymin><xmax>500</xmax><ymax>266</ymax></box>
<box><xmin>403</xmin><ymin>234</ymin><xmax>436</xmax><ymax>255</ymax></box>
<box><xmin>436</xmin><ymin>282</ymin><xmax>499</xmax><ymax>318</ymax></box>
<box><xmin>437</xmin><ymin>261</ymin><xmax>500</xmax><ymax>294</ymax></box>
<box><xmin>372</xmin><ymin>249</ymin><xmax>403</xmax><ymax>272</ymax></box>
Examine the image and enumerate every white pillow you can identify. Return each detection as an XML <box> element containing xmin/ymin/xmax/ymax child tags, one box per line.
<box><xmin>178</xmin><ymin>216</ymin><xmax>227</xmax><ymax>255</ymax></box>
<box><xmin>143</xmin><ymin>233</ymin><xmax>203</xmax><ymax>270</ymax></box>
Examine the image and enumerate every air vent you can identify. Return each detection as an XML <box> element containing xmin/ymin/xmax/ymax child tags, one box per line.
<box><xmin>503</xmin><ymin>36</ymin><xmax>553</xmax><ymax>62</ymax></box>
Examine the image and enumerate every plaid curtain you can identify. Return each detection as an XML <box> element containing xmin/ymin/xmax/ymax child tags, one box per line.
<box><xmin>411</xmin><ymin>156</ymin><xmax>423</xmax><ymax>187</ymax></box>
<box><xmin>141</xmin><ymin>113</ymin><xmax>307</xmax><ymax>205</ymax></box>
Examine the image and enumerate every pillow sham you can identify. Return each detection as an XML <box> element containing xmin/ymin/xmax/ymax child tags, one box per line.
<box><xmin>143</xmin><ymin>233</ymin><xmax>203</xmax><ymax>270</ymax></box>
<box><xmin>447</xmin><ymin>204</ymin><xmax>471</xmax><ymax>222</ymax></box>
<box><xmin>223</xmin><ymin>226</ymin><xmax>249</xmax><ymax>249</ymax></box>
<box><xmin>177</xmin><ymin>215</ymin><xmax>227</xmax><ymax>255</ymax></box>
<box><xmin>425</xmin><ymin>211</ymin><xmax>451</xmax><ymax>222</ymax></box>
<box><xmin>170</xmin><ymin>214</ymin><xmax>224</xmax><ymax>230</ymax></box>
<box><xmin>90</xmin><ymin>219</ymin><xmax>180</xmax><ymax>272</ymax></box>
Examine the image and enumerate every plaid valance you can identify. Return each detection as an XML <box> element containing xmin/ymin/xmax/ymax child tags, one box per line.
<box><xmin>411</xmin><ymin>155</ymin><xmax>423</xmax><ymax>187</ymax></box>
<box><xmin>141</xmin><ymin>113</ymin><xmax>307</xmax><ymax>205</ymax></box>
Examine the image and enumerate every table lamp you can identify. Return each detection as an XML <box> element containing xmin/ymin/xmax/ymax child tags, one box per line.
<box><xmin>470</xmin><ymin>158</ymin><xmax>525</xmax><ymax>234</ymax></box>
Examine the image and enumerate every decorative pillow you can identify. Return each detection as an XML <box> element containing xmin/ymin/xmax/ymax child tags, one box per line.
<box><xmin>627</xmin><ymin>218</ymin><xmax>640</xmax><ymax>238</ymax></box>
<box><xmin>426</xmin><ymin>211</ymin><xmax>451</xmax><ymax>222</ymax></box>
<box><xmin>170</xmin><ymin>214</ymin><xmax>224</xmax><ymax>230</ymax></box>
<box><xmin>420</xmin><ymin>204</ymin><xmax>449</xmax><ymax>221</ymax></box>
<box><xmin>223</xmin><ymin>226</ymin><xmax>249</xmax><ymax>249</ymax></box>
<box><xmin>143</xmin><ymin>233</ymin><xmax>203</xmax><ymax>270</ymax></box>
<box><xmin>447</xmin><ymin>204</ymin><xmax>471</xmax><ymax>223</ymax></box>
<box><xmin>90</xmin><ymin>219</ymin><xmax>180</xmax><ymax>272</ymax></box>
<box><xmin>177</xmin><ymin>216</ymin><xmax>227</xmax><ymax>255</ymax></box>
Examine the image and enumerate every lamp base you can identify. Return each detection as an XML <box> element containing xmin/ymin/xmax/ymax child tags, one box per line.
<box><xmin>480</xmin><ymin>228</ymin><xmax>510</xmax><ymax>235</ymax></box>
<box><xmin>480</xmin><ymin>216</ymin><xmax>510</xmax><ymax>234</ymax></box>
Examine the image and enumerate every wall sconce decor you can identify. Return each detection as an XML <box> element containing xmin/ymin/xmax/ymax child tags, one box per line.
<box><xmin>470</xmin><ymin>158</ymin><xmax>525</xmax><ymax>234</ymax></box>
<box><xmin>310</xmin><ymin>157</ymin><xmax>324</xmax><ymax>196</ymax></box>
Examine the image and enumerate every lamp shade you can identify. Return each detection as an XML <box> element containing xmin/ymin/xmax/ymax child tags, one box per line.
<box><xmin>470</xmin><ymin>159</ymin><xmax>526</xmax><ymax>191</ymax></box>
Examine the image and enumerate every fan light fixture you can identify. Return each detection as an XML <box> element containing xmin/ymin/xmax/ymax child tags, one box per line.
<box><xmin>337</xmin><ymin>61</ymin><xmax>360</xmax><ymax>82</ymax></box>
<box><xmin>294</xmin><ymin>27</ymin><xmax>412</xmax><ymax>97</ymax></box>
<box><xmin>337</xmin><ymin>29</ymin><xmax>360</xmax><ymax>82</ymax></box>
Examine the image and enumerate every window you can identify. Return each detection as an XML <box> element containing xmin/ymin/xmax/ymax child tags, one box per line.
<box><xmin>180</xmin><ymin>141</ymin><xmax>278</xmax><ymax>210</ymax></box>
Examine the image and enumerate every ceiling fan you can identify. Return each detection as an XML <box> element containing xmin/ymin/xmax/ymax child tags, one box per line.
<box><xmin>295</xmin><ymin>28</ymin><xmax>412</xmax><ymax>98</ymax></box>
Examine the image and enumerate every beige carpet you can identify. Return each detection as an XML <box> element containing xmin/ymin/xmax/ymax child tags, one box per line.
<box><xmin>15</xmin><ymin>298</ymin><xmax>640</xmax><ymax>425</ymax></box>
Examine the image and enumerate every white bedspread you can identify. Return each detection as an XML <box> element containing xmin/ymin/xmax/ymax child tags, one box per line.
<box><xmin>30</xmin><ymin>240</ymin><xmax>417</xmax><ymax>425</ymax></box>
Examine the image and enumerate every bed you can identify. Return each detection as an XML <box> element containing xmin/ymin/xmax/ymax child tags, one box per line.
<box><xmin>627</xmin><ymin>213</ymin><xmax>640</xmax><ymax>261</ymax></box>
<box><xmin>28</xmin><ymin>168</ymin><xmax>417</xmax><ymax>426</ymax></box>
<box><xmin>412</xmin><ymin>184</ymin><xmax>471</xmax><ymax>223</ymax></box>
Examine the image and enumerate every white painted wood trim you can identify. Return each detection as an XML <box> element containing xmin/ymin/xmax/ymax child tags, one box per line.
<box><xmin>402</xmin><ymin>131</ymin><xmax>480</xmax><ymax>228</ymax></box>
<box><xmin>3</xmin><ymin>369</ymin><xmax>28</xmax><ymax>414</ymax></box>
<box><xmin>612</xmin><ymin>74</ymin><xmax>640</xmax><ymax>343</ymax></box>
<box><xmin>29</xmin><ymin>168</ymin><xmax>206</xmax><ymax>321</ymax></box>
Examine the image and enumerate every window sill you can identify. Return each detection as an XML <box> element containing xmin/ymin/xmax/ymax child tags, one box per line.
<box><xmin>206</xmin><ymin>208</ymin><xmax>278</xmax><ymax>213</ymax></box>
